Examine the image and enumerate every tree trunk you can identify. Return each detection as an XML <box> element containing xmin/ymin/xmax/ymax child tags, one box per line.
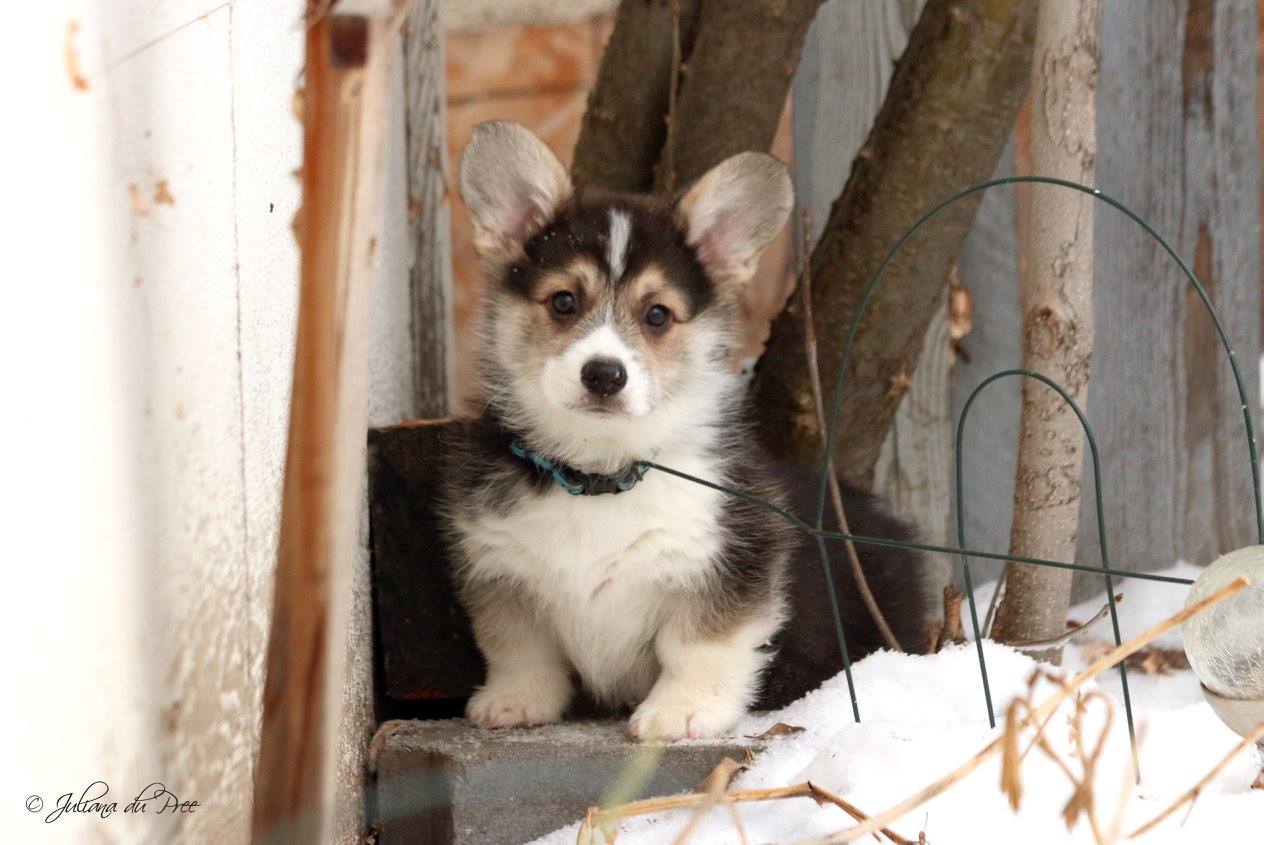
<box><xmin>571</xmin><ymin>0</ymin><xmax>702</xmax><ymax>192</ymax></box>
<box><xmin>652</xmin><ymin>0</ymin><xmax>823</xmax><ymax>195</ymax></box>
<box><xmin>990</xmin><ymin>0</ymin><xmax>1100</xmax><ymax>659</ymax></box>
<box><xmin>751</xmin><ymin>0</ymin><xmax>1037</xmax><ymax>487</ymax></box>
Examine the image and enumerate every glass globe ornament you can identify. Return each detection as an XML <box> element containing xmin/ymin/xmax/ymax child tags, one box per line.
<box><xmin>1182</xmin><ymin>546</ymin><xmax>1264</xmax><ymax>737</ymax></box>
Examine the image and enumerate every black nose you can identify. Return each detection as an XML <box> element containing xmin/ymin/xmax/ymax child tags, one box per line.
<box><xmin>580</xmin><ymin>357</ymin><xmax>627</xmax><ymax>397</ymax></box>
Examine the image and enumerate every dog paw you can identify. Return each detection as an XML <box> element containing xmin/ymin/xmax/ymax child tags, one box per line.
<box><xmin>628</xmin><ymin>696</ymin><xmax>740</xmax><ymax>741</ymax></box>
<box><xmin>466</xmin><ymin>676</ymin><xmax>569</xmax><ymax>729</ymax></box>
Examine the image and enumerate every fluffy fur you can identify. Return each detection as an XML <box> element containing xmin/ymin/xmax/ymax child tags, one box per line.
<box><xmin>440</xmin><ymin>121</ymin><xmax>935</xmax><ymax>740</ymax></box>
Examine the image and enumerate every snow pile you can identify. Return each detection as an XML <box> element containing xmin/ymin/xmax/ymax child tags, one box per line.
<box><xmin>533</xmin><ymin>564</ymin><xmax>1262</xmax><ymax>844</ymax></box>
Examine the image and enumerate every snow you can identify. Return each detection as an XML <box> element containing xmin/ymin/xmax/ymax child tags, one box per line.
<box><xmin>532</xmin><ymin>563</ymin><xmax>1262</xmax><ymax>844</ymax></box>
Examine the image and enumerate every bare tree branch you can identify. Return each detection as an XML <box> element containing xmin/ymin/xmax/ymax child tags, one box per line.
<box><xmin>752</xmin><ymin>0</ymin><xmax>1037</xmax><ymax>487</ymax></box>
<box><xmin>652</xmin><ymin>0</ymin><xmax>823</xmax><ymax>195</ymax></box>
<box><xmin>572</xmin><ymin>0</ymin><xmax>702</xmax><ymax>192</ymax></box>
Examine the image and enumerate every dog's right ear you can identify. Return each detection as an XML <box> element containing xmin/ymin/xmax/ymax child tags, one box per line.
<box><xmin>458</xmin><ymin>121</ymin><xmax>572</xmax><ymax>267</ymax></box>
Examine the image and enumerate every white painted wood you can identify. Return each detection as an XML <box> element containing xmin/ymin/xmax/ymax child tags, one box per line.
<box><xmin>4</xmin><ymin>2</ymin><xmax>419</xmax><ymax>842</ymax></box>
<box><xmin>230</xmin><ymin>7</ymin><xmax>306</xmax><ymax>837</ymax></box>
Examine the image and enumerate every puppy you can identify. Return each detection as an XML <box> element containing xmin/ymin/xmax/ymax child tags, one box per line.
<box><xmin>441</xmin><ymin>121</ymin><xmax>934</xmax><ymax>740</ymax></box>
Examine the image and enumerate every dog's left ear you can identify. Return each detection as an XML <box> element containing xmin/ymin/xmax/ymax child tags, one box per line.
<box><xmin>676</xmin><ymin>152</ymin><xmax>793</xmax><ymax>285</ymax></box>
<box><xmin>459</xmin><ymin>121</ymin><xmax>572</xmax><ymax>267</ymax></box>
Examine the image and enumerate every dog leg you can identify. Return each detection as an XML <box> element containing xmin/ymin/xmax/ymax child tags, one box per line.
<box><xmin>629</xmin><ymin>614</ymin><xmax>776</xmax><ymax>740</ymax></box>
<box><xmin>466</xmin><ymin>598</ymin><xmax>572</xmax><ymax>728</ymax></box>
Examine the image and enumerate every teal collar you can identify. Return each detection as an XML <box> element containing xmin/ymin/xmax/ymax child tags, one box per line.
<box><xmin>508</xmin><ymin>438</ymin><xmax>649</xmax><ymax>496</ymax></box>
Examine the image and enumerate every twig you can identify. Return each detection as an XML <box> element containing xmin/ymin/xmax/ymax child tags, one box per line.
<box><xmin>1104</xmin><ymin>722</ymin><xmax>1146</xmax><ymax>845</ymax></box>
<box><xmin>1127</xmin><ymin>719</ymin><xmax>1264</xmax><ymax>838</ymax></box>
<box><xmin>723</xmin><ymin>797</ymin><xmax>751</xmax><ymax>845</ymax></box>
<box><xmin>674</xmin><ymin>757</ymin><xmax>746</xmax><ymax>844</ymax></box>
<box><xmin>1007</xmin><ymin>594</ymin><xmax>1122</xmax><ymax>653</ymax></box>
<box><xmin>797</xmin><ymin>210</ymin><xmax>903</xmax><ymax>652</ymax></box>
<box><xmin>578</xmin><ymin>781</ymin><xmax>909</xmax><ymax>845</ymax></box>
<box><xmin>930</xmin><ymin>584</ymin><xmax>965</xmax><ymax>653</ymax></box>
<box><xmin>982</xmin><ymin>571</ymin><xmax>1006</xmax><ymax>637</ymax></box>
<box><xmin>794</xmin><ymin>575</ymin><xmax>1250</xmax><ymax>844</ymax></box>
<box><xmin>658</xmin><ymin>0</ymin><xmax>684</xmax><ymax>196</ymax></box>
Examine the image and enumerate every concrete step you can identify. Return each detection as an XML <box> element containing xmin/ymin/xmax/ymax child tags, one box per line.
<box><xmin>369</xmin><ymin>719</ymin><xmax>763</xmax><ymax>845</ymax></box>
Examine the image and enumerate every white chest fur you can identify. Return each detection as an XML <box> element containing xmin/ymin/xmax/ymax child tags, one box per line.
<box><xmin>457</xmin><ymin>451</ymin><xmax>726</xmax><ymax>701</ymax></box>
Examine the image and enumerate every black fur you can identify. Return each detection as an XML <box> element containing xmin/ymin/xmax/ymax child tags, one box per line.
<box><xmin>504</xmin><ymin>189</ymin><xmax>716</xmax><ymax>318</ymax></box>
<box><xmin>759</xmin><ymin>465</ymin><xmax>938</xmax><ymax>709</ymax></box>
<box><xmin>442</xmin><ymin>409</ymin><xmax>940</xmax><ymax>711</ymax></box>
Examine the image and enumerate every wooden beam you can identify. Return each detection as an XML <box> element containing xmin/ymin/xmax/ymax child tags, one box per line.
<box><xmin>404</xmin><ymin>0</ymin><xmax>454</xmax><ymax>417</ymax></box>
<box><xmin>250</xmin><ymin>3</ymin><xmax>399</xmax><ymax>841</ymax></box>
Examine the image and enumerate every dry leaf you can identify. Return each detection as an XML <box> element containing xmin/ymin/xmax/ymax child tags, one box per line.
<box><xmin>745</xmin><ymin>722</ymin><xmax>806</xmax><ymax>739</ymax></box>
<box><xmin>886</xmin><ymin>364</ymin><xmax>913</xmax><ymax>399</ymax></box>
<box><xmin>948</xmin><ymin>266</ymin><xmax>973</xmax><ymax>361</ymax></box>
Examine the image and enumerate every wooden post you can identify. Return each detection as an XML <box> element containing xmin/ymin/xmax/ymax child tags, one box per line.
<box><xmin>404</xmin><ymin>0</ymin><xmax>454</xmax><ymax>418</ymax></box>
<box><xmin>250</xmin><ymin>3</ymin><xmax>399</xmax><ymax>841</ymax></box>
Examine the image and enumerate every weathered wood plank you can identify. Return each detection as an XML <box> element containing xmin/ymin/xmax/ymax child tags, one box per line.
<box><xmin>252</xmin><ymin>9</ymin><xmax>397</xmax><ymax>842</ymax></box>
<box><xmin>1081</xmin><ymin>0</ymin><xmax>1260</xmax><ymax>583</ymax></box>
<box><xmin>404</xmin><ymin>0</ymin><xmax>454</xmax><ymax>418</ymax></box>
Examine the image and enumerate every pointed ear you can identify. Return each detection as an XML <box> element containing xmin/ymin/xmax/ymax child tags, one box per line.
<box><xmin>676</xmin><ymin>152</ymin><xmax>793</xmax><ymax>284</ymax></box>
<box><xmin>458</xmin><ymin>121</ymin><xmax>572</xmax><ymax>266</ymax></box>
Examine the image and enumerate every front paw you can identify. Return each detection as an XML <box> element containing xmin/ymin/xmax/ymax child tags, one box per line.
<box><xmin>628</xmin><ymin>694</ymin><xmax>741</xmax><ymax>741</ymax></box>
<box><xmin>466</xmin><ymin>675</ymin><xmax>569</xmax><ymax>729</ymax></box>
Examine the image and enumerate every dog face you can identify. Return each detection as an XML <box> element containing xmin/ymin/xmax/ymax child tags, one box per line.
<box><xmin>458</xmin><ymin>121</ymin><xmax>792</xmax><ymax>464</ymax></box>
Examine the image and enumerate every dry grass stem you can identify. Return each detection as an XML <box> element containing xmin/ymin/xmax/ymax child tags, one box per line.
<box><xmin>796</xmin><ymin>210</ymin><xmax>903</xmax><ymax>652</ymax></box>
<box><xmin>1104</xmin><ymin>722</ymin><xmax>1146</xmax><ymax>845</ymax></box>
<box><xmin>1127</xmin><ymin>719</ymin><xmax>1264</xmax><ymax>838</ymax></box>
<box><xmin>724</xmin><ymin>797</ymin><xmax>751</xmax><ymax>845</ymax></box>
<box><xmin>578</xmin><ymin>780</ymin><xmax>909</xmax><ymax>845</ymax></box>
<box><xmin>795</xmin><ymin>575</ymin><xmax>1249</xmax><ymax>844</ymax></box>
<box><xmin>673</xmin><ymin>757</ymin><xmax>747</xmax><ymax>844</ymax></box>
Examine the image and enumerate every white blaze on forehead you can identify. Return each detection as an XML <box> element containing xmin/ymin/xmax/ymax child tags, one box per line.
<box><xmin>607</xmin><ymin>209</ymin><xmax>632</xmax><ymax>282</ymax></box>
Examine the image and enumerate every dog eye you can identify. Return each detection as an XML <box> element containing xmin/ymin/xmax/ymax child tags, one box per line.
<box><xmin>645</xmin><ymin>304</ymin><xmax>671</xmax><ymax>328</ymax></box>
<box><xmin>551</xmin><ymin>291</ymin><xmax>577</xmax><ymax>315</ymax></box>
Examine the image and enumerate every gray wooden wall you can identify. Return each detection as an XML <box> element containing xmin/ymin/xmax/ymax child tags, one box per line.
<box><xmin>794</xmin><ymin>0</ymin><xmax>1261</xmax><ymax>597</ymax></box>
<box><xmin>1078</xmin><ymin>0</ymin><xmax>1260</xmax><ymax>583</ymax></box>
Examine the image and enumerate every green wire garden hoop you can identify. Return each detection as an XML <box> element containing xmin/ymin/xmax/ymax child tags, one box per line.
<box><xmin>639</xmin><ymin>176</ymin><xmax>1261</xmax><ymax>770</ymax></box>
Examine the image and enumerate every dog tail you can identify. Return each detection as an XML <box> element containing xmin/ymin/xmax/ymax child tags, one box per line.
<box><xmin>759</xmin><ymin>466</ymin><xmax>944</xmax><ymax>710</ymax></box>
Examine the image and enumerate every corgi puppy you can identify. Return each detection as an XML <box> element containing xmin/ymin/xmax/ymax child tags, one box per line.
<box><xmin>441</xmin><ymin>121</ymin><xmax>934</xmax><ymax>740</ymax></box>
